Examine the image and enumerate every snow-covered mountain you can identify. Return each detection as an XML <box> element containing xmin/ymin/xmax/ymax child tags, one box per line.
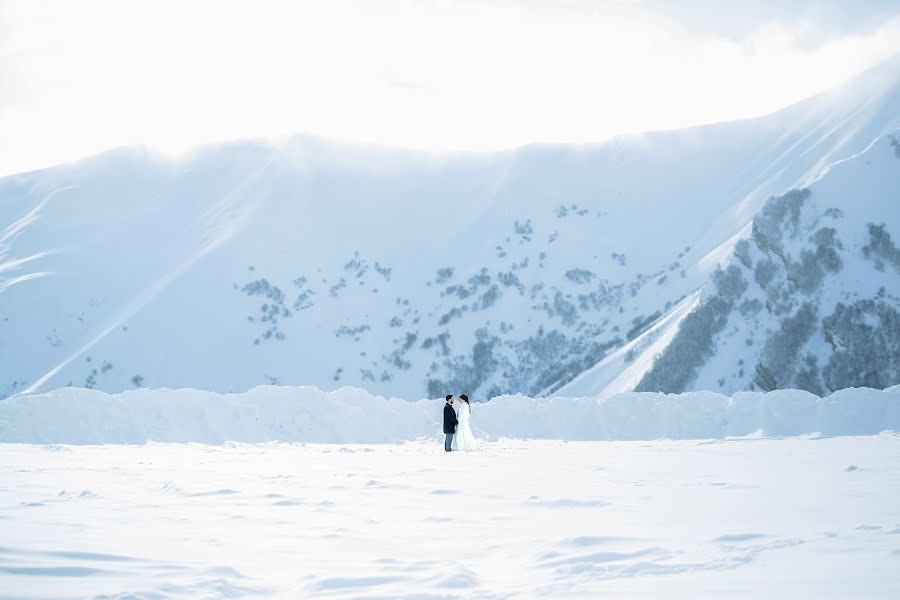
<box><xmin>561</xmin><ymin>132</ymin><xmax>900</xmax><ymax>397</ymax></box>
<box><xmin>2</xmin><ymin>57</ymin><xmax>900</xmax><ymax>401</ymax></box>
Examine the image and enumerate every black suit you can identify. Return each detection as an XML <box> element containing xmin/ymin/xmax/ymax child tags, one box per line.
<box><xmin>443</xmin><ymin>404</ymin><xmax>458</xmax><ymax>451</ymax></box>
<box><xmin>443</xmin><ymin>404</ymin><xmax>458</xmax><ymax>433</ymax></box>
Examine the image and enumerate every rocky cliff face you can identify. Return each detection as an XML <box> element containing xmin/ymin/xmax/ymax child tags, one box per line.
<box><xmin>634</xmin><ymin>133</ymin><xmax>900</xmax><ymax>396</ymax></box>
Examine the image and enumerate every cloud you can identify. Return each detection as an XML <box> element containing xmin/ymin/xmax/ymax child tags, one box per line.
<box><xmin>0</xmin><ymin>59</ymin><xmax>27</xmax><ymax>110</ymax></box>
<box><xmin>0</xmin><ymin>0</ymin><xmax>899</xmax><ymax>177</ymax></box>
<box><xmin>651</xmin><ymin>0</ymin><xmax>900</xmax><ymax>41</ymax></box>
<box><xmin>487</xmin><ymin>0</ymin><xmax>900</xmax><ymax>43</ymax></box>
<box><xmin>0</xmin><ymin>5</ymin><xmax>28</xmax><ymax>109</ymax></box>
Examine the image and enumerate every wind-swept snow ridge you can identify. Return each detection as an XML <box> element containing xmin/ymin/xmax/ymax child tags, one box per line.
<box><xmin>0</xmin><ymin>385</ymin><xmax>897</xmax><ymax>444</ymax></box>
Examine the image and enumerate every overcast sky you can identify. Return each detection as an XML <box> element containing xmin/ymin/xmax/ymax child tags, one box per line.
<box><xmin>1</xmin><ymin>0</ymin><xmax>900</xmax><ymax>176</ymax></box>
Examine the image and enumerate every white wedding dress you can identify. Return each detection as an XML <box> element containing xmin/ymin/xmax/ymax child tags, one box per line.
<box><xmin>451</xmin><ymin>402</ymin><xmax>480</xmax><ymax>451</ymax></box>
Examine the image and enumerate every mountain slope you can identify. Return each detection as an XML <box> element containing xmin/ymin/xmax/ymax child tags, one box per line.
<box><xmin>631</xmin><ymin>131</ymin><xmax>900</xmax><ymax>396</ymax></box>
<box><xmin>2</xmin><ymin>58</ymin><xmax>900</xmax><ymax>400</ymax></box>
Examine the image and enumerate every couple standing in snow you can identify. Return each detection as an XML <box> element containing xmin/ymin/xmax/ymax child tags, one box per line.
<box><xmin>442</xmin><ymin>394</ymin><xmax>480</xmax><ymax>452</ymax></box>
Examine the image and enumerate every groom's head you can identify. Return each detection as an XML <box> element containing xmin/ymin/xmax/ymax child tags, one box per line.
<box><xmin>445</xmin><ymin>394</ymin><xmax>453</xmax><ymax>404</ymax></box>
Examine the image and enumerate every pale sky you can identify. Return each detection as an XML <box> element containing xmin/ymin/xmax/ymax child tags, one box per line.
<box><xmin>2</xmin><ymin>0</ymin><xmax>900</xmax><ymax>176</ymax></box>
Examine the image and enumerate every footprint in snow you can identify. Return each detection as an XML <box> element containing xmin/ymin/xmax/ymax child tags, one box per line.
<box><xmin>190</xmin><ymin>488</ymin><xmax>240</xmax><ymax>497</ymax></box>
<box><xmin>714</xmin><ymin>533</ymin><xmax>768</xmax><ymax>543</ymax></box>
<box><xmin>563</xmin><ymin>536</ymin><xmax>638</xmax><ymax>547</ymax></box>
<box><xmin>529</xmin><ymin>498</ymin><xmax>607</xmax><ymax>508</ymax></box>
<box><xmin>272</xmin><ymin>500</ymin><xmax>303</xmax><ymax>506</ymax></box>
<box><xmin>311</xmin><ymin>575</ymin><xmax>408</xmax><ymax>591</ymax></box>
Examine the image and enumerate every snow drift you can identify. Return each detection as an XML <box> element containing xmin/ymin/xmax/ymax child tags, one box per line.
<box><xmin>1</xmin><ymin>385</ymin><xmax>898</xmax><ymax>444</ymax></box>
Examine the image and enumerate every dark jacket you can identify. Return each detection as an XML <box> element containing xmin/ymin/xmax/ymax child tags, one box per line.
<box><xmin>443</xmin><ymin>404</ymin><xmax>458</xmax><ymax>434</ymax></box>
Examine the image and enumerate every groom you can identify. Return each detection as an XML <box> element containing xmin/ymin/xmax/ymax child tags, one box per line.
<box><xmin>443</xmin><ymin>394</ymin><xmax>458</xmax><ymax>452</ymax></box>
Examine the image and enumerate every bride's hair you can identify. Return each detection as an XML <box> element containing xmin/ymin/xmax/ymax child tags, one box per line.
<box><xmin>459</xmin><ymin>394</ymin><xmax>469</xmax><ymax>407</ymax></box>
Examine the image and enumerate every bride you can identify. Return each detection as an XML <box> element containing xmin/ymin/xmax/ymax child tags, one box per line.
<box><xmin>451</xmin><ymin>394</ymin><xmax>480</xmax><ymax>451</ymax></box>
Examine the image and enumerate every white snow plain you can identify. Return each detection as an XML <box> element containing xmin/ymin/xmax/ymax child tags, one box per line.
<box><xmin>2</xmin><ymin>436</ymin><xmax>900</xmax><ymax>599</ymax></box>
<box><xmin>2</xmin><ymin>385</ymin><xmax>900</xmax><ymax>597</ymax></box>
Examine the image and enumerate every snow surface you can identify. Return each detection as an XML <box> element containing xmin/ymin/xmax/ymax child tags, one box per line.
<box><xmin>2</xmin><ymin>437</ymin><xmax>899</xmax><ymax>598</ymax></box>
<box><xmin>1</xmin><ymin>385</ymin><xmax>898</xmax><ymax>444</ymax></box>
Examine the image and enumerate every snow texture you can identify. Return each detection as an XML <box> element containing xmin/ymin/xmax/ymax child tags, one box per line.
<box><xmin>2</xmin><ymin>436</ymin><xmax>899</xmax><ymax>598</ymax></box>
<box><xmin>1</xmin><ymin>384</ymin><xmax>898</xmax><ymax>444</ymax></box>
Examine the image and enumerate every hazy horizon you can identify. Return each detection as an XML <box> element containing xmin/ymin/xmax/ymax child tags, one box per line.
<box><xmin>2</xmin><ymin>0</ymin><xmax>900</xmax><ymax>177</ymax></box>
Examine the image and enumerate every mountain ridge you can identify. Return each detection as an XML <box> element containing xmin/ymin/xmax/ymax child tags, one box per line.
<box><xmin>2</xmin><ymin>56</ymin><xmax>900</xmax><ymax>400</ymax></box>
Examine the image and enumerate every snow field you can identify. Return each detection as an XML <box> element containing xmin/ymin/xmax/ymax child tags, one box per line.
<box><xmin>1</xmin><ymin>437</ymin><xmax>899</xmax><ymax>598</ymax></box>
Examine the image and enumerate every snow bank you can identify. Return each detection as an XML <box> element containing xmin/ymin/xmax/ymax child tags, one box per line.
<box><xmin>1</xmin><ymin>385</ymin><xmax>898</xmax><ymax>444</ymax></box>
